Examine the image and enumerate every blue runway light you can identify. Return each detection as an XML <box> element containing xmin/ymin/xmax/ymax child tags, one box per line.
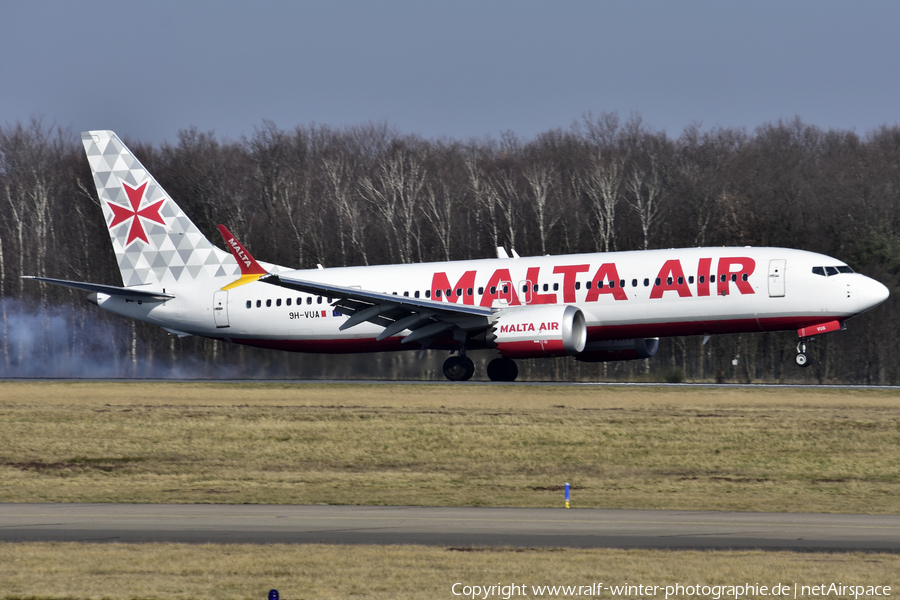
<box><xmin>269</xmin><ymin>589</ymin><xmax>279</xmax><ymax>600</ymax></box>
<box><xmin>565</xmin><ymin>482</ymin><xmax>570</xmax><ymax>509</ymax></box>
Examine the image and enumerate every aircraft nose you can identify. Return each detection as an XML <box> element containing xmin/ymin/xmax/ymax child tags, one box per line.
<box><xmin>857</xmin><ymin>277</ymin><xmax>890</xmax><ymax>312</ymax></box>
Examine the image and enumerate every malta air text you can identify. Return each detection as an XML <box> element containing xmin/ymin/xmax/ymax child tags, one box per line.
<box><xmin>431</xmin><ymin>257</ymin><xmax>756</xmax><ymax>307</ymax></box>
<box><xmin>499</xmin><ymin>322</ymin><xmax>560</xmax><ymax>334</ymax></box>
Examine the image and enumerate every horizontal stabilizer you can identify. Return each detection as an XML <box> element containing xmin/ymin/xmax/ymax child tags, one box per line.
<box><xmin>22</xmin><ymin>276</ymin><xmax>174</xmax><ymax>300</ymax></box>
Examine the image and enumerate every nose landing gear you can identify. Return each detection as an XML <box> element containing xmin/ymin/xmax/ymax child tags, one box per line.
<box><xmin>795</xmin><ymin>338</ymin><xmax>811</xmax><ymax>368</ymax></box>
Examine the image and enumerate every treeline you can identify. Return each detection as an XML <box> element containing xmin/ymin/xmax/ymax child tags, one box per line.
<box><xmin>2</xmin><ymin>115</ymin><xmax>899</xmax><ymax>382</ymax></box>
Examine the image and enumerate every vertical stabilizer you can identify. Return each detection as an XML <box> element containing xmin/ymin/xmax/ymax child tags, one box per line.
<box><xmin>82</xmin><ymin>130</ymin><xmax>238</xmax><ymax>287</ymax></box>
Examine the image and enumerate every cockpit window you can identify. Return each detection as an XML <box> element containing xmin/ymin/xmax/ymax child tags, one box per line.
<box><xmin>813</xmin><ymin>265</ymin><xmax>854</xmax><ymax>276</ymax></box>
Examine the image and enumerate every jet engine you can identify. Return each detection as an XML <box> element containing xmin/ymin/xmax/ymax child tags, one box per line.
<box><xmin>489</xmin><ymin>304</ymin><xmax>587</xmax><ymax>358</ymax></box>
<box><xmin>575</xmin><ymin>338</ymin><xmax>659</xmax><ymax>362</ymax></box>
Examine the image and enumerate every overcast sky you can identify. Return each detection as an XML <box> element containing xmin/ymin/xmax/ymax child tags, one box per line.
<box><xmin>2</xmin><ymin>1</ymin><xmax>899</xmax><ymax>145</ymax></box>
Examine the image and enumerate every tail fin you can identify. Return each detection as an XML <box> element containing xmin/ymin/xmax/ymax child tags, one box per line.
<box><xmin>82</xmin><ymin>130</ymin><xmax>238</xmax><ymax>287</ymax></box>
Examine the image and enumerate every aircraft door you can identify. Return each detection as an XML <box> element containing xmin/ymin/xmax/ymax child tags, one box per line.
<box><xmin>213</xmin><ymin>290</ymin><xmax>230</xmax><ymax>328</ymax></box>
<box><xmin>768</xmin><ymin>259</ymin><xmax>786</xmax><ymax>297</ymax></box>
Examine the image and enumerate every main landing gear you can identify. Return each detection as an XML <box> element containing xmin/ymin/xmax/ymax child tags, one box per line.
<box><xmin>795</xmin><ymin>338</ymin><xmax>811</xmax><ymax>368</ymax></box>
<box><xmin>443</xmin><ymin>355</ymin><xmax>475</xmax><ymax>381</ymax></box>
<box><xmin>441</xmin><ymin>354</ymin><xmax>520</xmax><ymax>382</ymax></box>
<box><xmin>487</xmin><ymin>357</ymin><xmax>519</xmax><ymax>382</ymax></box>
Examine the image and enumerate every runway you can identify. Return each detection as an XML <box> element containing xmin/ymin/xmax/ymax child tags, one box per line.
<box><xmin>7</xmin><ymin>377</ymin><xmax>900</xmax><ymax>389</ymax></box>
<box><xmin>1</xmin><ymin>504</ymin><xmax>898</xmax><ymax>552</ymax></box>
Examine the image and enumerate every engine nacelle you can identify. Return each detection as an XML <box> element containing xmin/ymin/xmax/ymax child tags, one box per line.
<box><xmin>575</xmin><ymin>338</ymin><xmax>659</xmax><ymax>362</ymax></box>
<box><xmin>489</xmin><ymin>305</ymin><xmax>587</xmax><ymax>358</ymax></box>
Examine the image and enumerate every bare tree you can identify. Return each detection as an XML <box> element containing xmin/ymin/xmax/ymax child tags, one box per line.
<box><xmin>622</xmin><ymin>118</ymin><xmax>669</xmax><ymax>250</ymax></box>
<box><xmin>522</xmin><ymin>160</ymin><xmax>559</xmax><ymax>255</ymax></box>
<box><xmin>357</xmin><ymin>143</ymin><xmax>427</xmax><ymax>264</ymax></box>
<box><xmin>321</xmin><ymin>152</ymin><xmax>369</xmax><ymax>266</ymax></box>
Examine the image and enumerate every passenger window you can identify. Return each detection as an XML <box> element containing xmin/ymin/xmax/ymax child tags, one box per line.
<box><xmin>403</xmin><ymin>291</ymin><xmax>409</xmax><ymax>297</ymax></box>
<box><xmin>741</xmin><ymin>273</ymin><xmax>748</xmax><ymax>281</ymax></box>
<box><xmin>467</xmin><ymin>288</ymin><xmax>473</xmax><ymax>296</ymax></box>
<box><xmin>435</xmin><ymin>290</ymin><xmax>442</xmax><ymax>298</ymax></box>
<box><xmin>586</xmin><ymin>281</ymin><xmax>592</xmax><ymax>289</ymax></box>
<box><xmin>490</xmin><ymin>286</ymin><xmax>497</xmax><ymax>294</ymax></box>
<box><xmin>543</xmin><ymin>283</ymin><xmax>549</xmax><ymax>292</ymax></box>
<box><xmin>297</xmin><ymin>298</ymin><xmax>302</xmax><ymax>305</ymax></box>
<box><xmin>266</xmin><ymin>299</ymin><xmax>272</xmax><ymax>307</ymax></box>
<box><xmin>446</xmin><ymin>288</ymin><xmax>452</xmax><ymax>297</ymax></box>
<box><xmin>619</xmin><ymin>279</ymin><xmax>625</xmax><ymax>288</ymax></box>
<box><xmin>597</xmin><ymin>280</ymin><xmax>604</xmax><ymax>288</ymax></box>
<box><xmin>644</xmin><ymin>278</ymin><xmax>650</xmax><ymax>287</ymax></box>
<box><xmin>456</xmin><ymin>288</ymin><xmax>462</xmax><ymax>297</ymax></box>
<box><xmin>731</xmin><ymin>274</ymin><xmax>737</xmax><ymax>282</ymax></box>
<box><xmin>575</xmin><ymin>281</ymin><xmax>581</xmax><ymax>290</ymax></box>
<box><xmin>256</xmin><ymin>300</ymin><xmax>262</xmax><ymax>308</ymax></box>
<box><xmin>522</xmin><ymin>284</ymin><xmax>528</xmax><ymax>293</ymax></box>
<box><xmin>478</xmin><ymin>287</ymin><xmax>484</xmax><ymax>295</ymax></box>
<box><xmin>533</xmin><ymin>284</ymin><xmax>538</xmax><ymax>292</ymax></box>
<box><xmin>720</xmin><ymin>274</ymin><xmax>726</xmax><ymax>282</ymax></box>
<box><xmin>317</xmin><ymin>296</ymin><xmax>323</xmax><ymax>304</ymax></box>
<box><xmin>667</xmin><ymin>277</ymin><xmax>673</xmax><ymax>285</ymax></box>
<box><xmin>246</xmin><ymin>301</ymin><xmax>251</xmax><ymax>309</ymax></box>
<box><xmin>632</xmin><ymin>279</ymin><xmax>638</xmax><ymax>287</ymax></box>
<box><xmin>306</xmin><ymin>297</ymin><xmax>312</xmax><ymax>305</ymax></box>
<box><xmin>688</xmin><ymin>276</ymin><xmax>694</xmax><ymax>284</ymax></box>
<box><xmin>825</xmin><ymin>266</ymin><xmax>838</xmax><ymax>276</ymax></box>
<box><xmin>276</xmin><ymin>298</ymin><xmax>282</xmax><ymax>307</ymax></box>
<box><xmin>502</xmin><ymin>285</ymin><xmax>509</xmax><ymax>294</ymax></box>
<box><xmin>425</xmin><ymin>290</ymin><xmax>431</xmax><ymax>298</ymax></box>
<box><xmin>609</xmin><ymin>280</ymin><xmax>616</xmax><ymax>288</ymax></box>
<box><xmin>553</xmin><ymin>283</ymin><xmax>559</xmax><ymax>291</ymax></box>
<box><xmin>286</xmin><ymin>298</ymin><xmax>292</xmax><ymax>306</ymax></box>
<box><xmin>699</xmin><ymin>276</ymin><xmax>705</xmax><ymax>284</ymax></box>
<box><xmin>655</xmin><ymin>278</ymin><xmax>661</xmax><ymax>286</ymax></box>
<box><xmin>414</xmin><ymin>291</ymin><xmax>420</xmax><ymax>298</ymax></box>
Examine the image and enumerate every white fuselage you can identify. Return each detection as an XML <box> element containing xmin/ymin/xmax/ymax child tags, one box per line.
<box><xmin>91</xmin><ymin>247</ymin><xmax>889</xmax><ymax>354</ymax></box>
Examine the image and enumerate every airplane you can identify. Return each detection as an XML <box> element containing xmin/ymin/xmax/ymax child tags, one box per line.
<box><xmin>25</xmin><ymin>130</ymin><xmax>890</xmax><ymax>382</ymax></box>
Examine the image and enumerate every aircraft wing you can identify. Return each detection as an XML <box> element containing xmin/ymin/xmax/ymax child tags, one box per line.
<box><xmin>261</xmin><ymin>273</ymin><xmax>493</xmax><ymax>345</ymax></box>
<box><xmin>22</xmin><ymin>276</ymin><xmax>175</xmax><ymax>300</ymax></box>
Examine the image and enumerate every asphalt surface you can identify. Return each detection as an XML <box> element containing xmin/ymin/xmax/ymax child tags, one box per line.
<box><xmin>6</xmin><ymin>378</ymin><xmax>900</xmax><ymax>389</ymax></box>
<box><xmin>1</xmin><ymin>504</ymin><xmax>898</xmax><ymax>552</ymax></box>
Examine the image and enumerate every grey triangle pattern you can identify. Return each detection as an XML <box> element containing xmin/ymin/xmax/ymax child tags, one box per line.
<box><xmin>81</xmin><ymin>130</ymin><xmax>238</xmax><ymax>288</ymax></box>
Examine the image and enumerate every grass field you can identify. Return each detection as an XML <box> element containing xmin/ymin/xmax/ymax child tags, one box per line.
<box><xmin>1</xmin><ymin>543</ymin><xmax>897</xmax><ymax>600</ymax></box>
<box><xmin>1</xmin><ymin>381</ymin><xmax>899</xmax><ymax>513</ymax></box>
<box><xmin>2</xmin><ymin>381</ymin><xmax>899</xmax><ymax>599</ymax></box>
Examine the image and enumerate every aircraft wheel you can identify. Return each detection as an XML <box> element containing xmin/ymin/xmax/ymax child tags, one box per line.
<box><xmin>487</xmin><ymin>358</ymin><xmax>519</xmax><ymax>382</ymax></box>
<box><xmin>443</xmin><ymin>356</ymin><xmax>475</xmax><ymax>381</ymax></box>
<box><xmin>795</xmin><ymin>353</ymin><xmax>810</xmax><ymax>368</ymax></box>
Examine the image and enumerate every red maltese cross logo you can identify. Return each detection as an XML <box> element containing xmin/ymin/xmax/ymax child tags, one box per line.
<box><xmin>107</xmin><ymin>182</ymin><xmax>166</xmax><ymax>245</ymax></box>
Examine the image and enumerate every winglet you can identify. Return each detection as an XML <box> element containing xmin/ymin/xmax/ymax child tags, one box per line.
<box><xmin>218</xmin><ymin>225</ymin><xmax>267</xmax><ymax>290</ymax></box>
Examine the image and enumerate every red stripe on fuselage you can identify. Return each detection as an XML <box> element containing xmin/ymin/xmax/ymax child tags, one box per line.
<box><xmin>586</xmin><ymin>315</ymin><xmax>847</xmax><ymax>339</ymax></box>
<box><xmin>224</xmin><ymin>315</ymin><xmax>845</xmax><ymax>355</ymax></box>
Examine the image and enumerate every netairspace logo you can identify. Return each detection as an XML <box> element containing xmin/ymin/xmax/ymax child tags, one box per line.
<box><xmin>450</xmin><ymin>581</ymin><xmax>892</xmax><ymax>599</ymax></box>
